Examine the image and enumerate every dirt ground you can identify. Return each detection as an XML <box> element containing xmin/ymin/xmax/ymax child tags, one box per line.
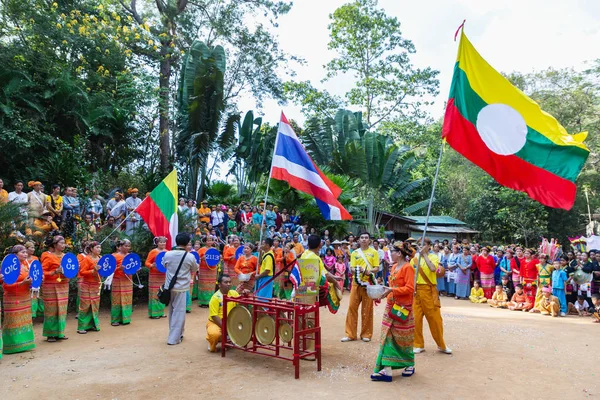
<box><xmin>1</xmin><ymin>295</ymin><xmax>598</xmax><ymax>400</ymax></box>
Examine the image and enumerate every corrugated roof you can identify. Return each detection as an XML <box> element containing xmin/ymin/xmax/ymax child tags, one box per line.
<box><xmin>408</xmin><ymin>225</ymin><xmax>479</xmax><ymax>234</ymax></box>
<box><xmin>409</xmin><ymin>216</ymin><xmax>467</xmax><ymax>225</ymax></box>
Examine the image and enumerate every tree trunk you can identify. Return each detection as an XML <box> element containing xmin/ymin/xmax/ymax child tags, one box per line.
<box><xmin>367</xmin><ymin>191</ymin><xmax>375</xmax><ymax>234</ymax></box>
<box><xmin>159</xmin><ymin>54</ymin><xmax>171</xmax><ymax>174</ymax></box>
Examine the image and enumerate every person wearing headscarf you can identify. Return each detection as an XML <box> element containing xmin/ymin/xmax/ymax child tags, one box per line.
<box><xmin>77</xmin><ymin>241</ymin><xmax>102</xmax><ymax>333</ymax></box>
<box><xmin>370</xmin><ymin>241</ymin><xmax>416</xmax><ymax>382</ymax></box>
<box><xmin>106</xmin><ymin>191</ymin><xmax>127</xmax><ymax>227</ymax></box>
<box><xmin>27</xmin><ymin>181</ymin><xmax>47</xmax><ymax>226</ymax></box>
<box><xmin>111</xmin><ymin>239</ymin><xmax>133</xmax><ymax>326</ymax></box>
<box><xmin>1</xmin><ymin>245</ymin><xmax>36</xmax><ymax>354</ymax></box>
<box><xmin>41</xmin><ymin>235</ymin><xmax>70</xmax><ymax>342</ymax></box>
<box><xmin>125</xmin><ymin>188</ymin><xmax>143</xmax><ymax>235</ymax></box>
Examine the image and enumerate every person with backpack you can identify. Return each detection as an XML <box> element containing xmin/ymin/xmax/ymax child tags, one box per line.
<box><xmin>255</xmin><ymin>238</ymin><xmax>275</xmax><ymax>299</ymax></box>
<box><xmin>163</xmin><ymin>233</ymin><xmax>198</xmax><ymax>345</ymax></box>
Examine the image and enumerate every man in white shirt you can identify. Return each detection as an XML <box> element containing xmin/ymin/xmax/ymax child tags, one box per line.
<box><xmin>163</xmin><ymin>233</ymin><xmax>199</xmax><ymax>345</ymax></box>
<box><xmin>8</xmin><ymin>180</ymin><xmax>28</xmax><ymax>218</ymax></box>
<box><xmin>211</xmin><ymin>206</ymin><xmax>224</xmax><ymax>227</ymax></box>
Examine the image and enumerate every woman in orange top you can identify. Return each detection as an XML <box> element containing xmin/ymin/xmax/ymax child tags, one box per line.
<box><xmin>111</xmin><ymin>239</ymin><xmax>133</xmax><ymax>326</ymax></box>
<box><xmin>2</xmin><ymin>245</ymin><xmax>36</xmax><ymax>354</ymax></box>
<box><xmin>223</xmin><ymin>236</ymin><xmax>241</xmax><ymax>288</ymax></box>
<box><xmin>197</xmin><ymin>236</ymin><xmax>219</xmax><ymax>307</ymax></box>
<box><xmin>146</xmin><ymin>237</ymin><xmax>167</xmax><ymax>319</ymax></box>
<box><xmin>77</xmin><ymin>241</ymin><xmax>102</xmax><ymax>333</ymax></box>
<box><xmin>234</xmin><ymin>244</ymin><xmax>258</xmax><ymax>293</ymax></box>
<box><xmin>24</xmin><ymin>241</ymin><xmax>43</xmax><ymax>318</ymax></box>
<box><xmin>272</xmin><ymin>237</ymin><xmax>284</xmax><ymax>298</ymax></box>
<box><xmin>41</xmin><ymin>234</ymin><xmax>69</xmax><ymax>342</ymax></box>
<box><xmin>371</xmin><ymin>241</ymin><xmax>416</xmax><ymax>382</ymax></box>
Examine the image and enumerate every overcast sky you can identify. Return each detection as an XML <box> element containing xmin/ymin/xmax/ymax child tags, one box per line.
<box><xmin>237</xmin><ymin>0</ymin><xmax>600</xmax><ymax>126</ymax></box>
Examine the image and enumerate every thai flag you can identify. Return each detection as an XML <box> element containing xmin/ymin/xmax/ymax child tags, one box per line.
<box><xmin>289</xmin><ymin>260</ymin><xmax>302</xmax><ymax>289</ymax></box>
<box><xmin>271</xmin><ymin>113</ymin><xmax>352</xmax><ymax>220</ymax></box>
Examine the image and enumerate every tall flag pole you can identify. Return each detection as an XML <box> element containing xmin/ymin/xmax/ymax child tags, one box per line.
<box><xmin>442</xmin><ymin>28</ymin><xmax>589</xmax><ymax>210</ymax></box>
<box><xmin>137</xmin><ymin>170</ymin><xmax>179</xmax><ymax>249</ymax></box>
<box><xmin>271</xmin><ymin>112</ymin><xmax>352</xmax><ymax>220</ymax></box>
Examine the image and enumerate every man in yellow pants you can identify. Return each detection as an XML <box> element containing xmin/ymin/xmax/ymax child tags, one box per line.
<box><xmin>206</xmin><ymin>275</ymin><xmax>239</xmax><ymax>352</ymax></box>
<box><xmin>342</xmin><ymin>232</ymin><xmax>379</xmax><ymax>343</ymax></box>
<box><xmin>411</xmin><ymin>237</ymin><xmax>452</xmax><ymax>355</ymax></box>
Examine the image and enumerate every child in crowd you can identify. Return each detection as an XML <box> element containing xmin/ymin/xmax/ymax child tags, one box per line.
<box><xmin>489</xmin><ymin>284</ymin><xmax>508</xmax><ymax>308</ymax></box>
<box><xmin>551</xmin><ymin>259</ymin><xmax>568</xmax><ymax>317</ymax></box>
<box><xmin>501</xmin><ymin>275</ymin><xmax>514</xmax><ymax>301</ymax></box>
<box><xmin>568</xmin><ymin>294</ymin><xmax>590</xmax><ymax>316</ymax></box>
<box><xmin>508</xmin><ymin>284</ymin><xmax>533</xmax><ymax>312</ymax></box>
<box><xmin>536</xmin><ymin>286</ymin><xmax>560</xmax><ymax>317</ymax></box>
<box><xmin>591</xmin><ymin>293</ymin><xmax>600</xmax><ymax>323</ymax></box>
<box><xmin>323</xmin><ymin>248</ymin><xmax>336</xmax><ymax>273</ymax></box>
<box><xmin>469</xmin><ymin>280</ymin><xmax>487</xmax><ymax>303</ymax></box>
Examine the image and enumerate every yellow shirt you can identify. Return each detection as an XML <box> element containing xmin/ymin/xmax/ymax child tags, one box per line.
<box><xmin>350</xmin><ymin>247</ymin><xmax>380</xmax><ymax>283</ymax></box>
<box><xmin>470</xmin><ymin>287</ymin><xmax>484</xmax><ymax>297</ymax></box>
<box><xmin>0</xmin><ymin>189</ymin><xmax>8</xmax><ymax>204</ymax></box>
<box><xmin>492</xmin><ymin>290</ymin><xmax>508</xmax><ymax>302</ymax></box>
<box><xmin>410</xmin><ymin>253</ymin><xmax>439</xmax><ymax>285</ymax></box>
<box><xmin>299</xmin><ymin>250</ymin><xmax>326</xmax><ymax>286</ymax></box>
<box><xmin>47</xmin><ymin>194</ymin><xmax>63</xmax><ymax>213</ymax></box>
<box><xmin>209</xmin><ymin>289</ymin><xmax>239</xmax><ymax>321</ymax></box>
<box><xmin>260</xmin><ymin>250</ymin><xmax>274</xmax><ymax>276</ymax></box>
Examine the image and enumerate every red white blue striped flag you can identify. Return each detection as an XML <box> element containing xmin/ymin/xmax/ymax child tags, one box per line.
<box><xmin>270</xmin><ymin>113</ymin><xmax>352</xmax><ymax>220</ymax></box>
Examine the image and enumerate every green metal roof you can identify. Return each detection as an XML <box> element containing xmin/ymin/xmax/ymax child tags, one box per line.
<box><xmin>409</xmin><ymin>216</ymin><xmax>467</xmax><ymax>226</ymax></box>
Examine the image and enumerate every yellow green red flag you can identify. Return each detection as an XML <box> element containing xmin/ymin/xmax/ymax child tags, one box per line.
<box><xmin>442</xmin><ymin>31</ymin><xmax>589</xmax><ymax>210</ymax></box>
<box><xmin>136</xmin><ymin>170</ymin><xmax>178</xmax><ymax>248</ymax></box>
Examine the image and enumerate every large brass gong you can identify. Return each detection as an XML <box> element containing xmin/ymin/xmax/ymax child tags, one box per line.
<box><xmin>278</xmin><ymin>322</ymin><xmax>293</xmax><ymax>343</ymax></box>
<box><xmin>255</xmin><ymin>315</ymin><xmax>276</xmax><ymax>345</ymax></box>
<box><xmin>227</xmin><ymin>306</ymin><xmax>252</xmax><ymax>347</ymax></box>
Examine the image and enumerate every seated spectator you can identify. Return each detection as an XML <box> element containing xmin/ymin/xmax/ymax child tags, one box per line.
<box><xmin>536</xmin><ymin>286</ymin><xmax>561</xmax><ymax>317</ymax></box>
<box><xmin>469</xmin><ymin>280</ymin><xmax>487</xmax><ymax>303</ymax></box>
<box><xmin>508</xmin><ymin>284</ymin><xmax>533</xmax><ymax>311</ymax></box>
<box><xmin>489</xmin><ymin>284</ymin><xmax>508</xmax><ymax>308</ymax></box>
<box><xmin>568</xmin><ymin>294</ymin><xmax>590</xmax><ymax>316</ymax></box>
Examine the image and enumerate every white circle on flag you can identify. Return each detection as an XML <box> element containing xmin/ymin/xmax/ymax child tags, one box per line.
<box><xmin>476</xmin><ymin>103</ymin><xmax>527</xmax><ymax>155</ymax></box>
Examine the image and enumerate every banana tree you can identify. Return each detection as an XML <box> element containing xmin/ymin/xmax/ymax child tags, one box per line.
<box><xmin>226</xmin><ymin>111</ymin><xmax>277</xmax><ymax>201</ymax></box>
<box><xmin>177</xmin><ymin>40</ymin><xmax>236</xmax><ymax>201</ymax></box>
<box><xmin>344</xmin><ymin>131</ymin><xmax>425</xmax><ymax>233</ymax></box>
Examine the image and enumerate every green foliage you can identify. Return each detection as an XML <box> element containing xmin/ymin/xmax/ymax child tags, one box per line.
<box><xmin>227</xmin><ymin>112</ymin><xmax>277</xmax><ymax>201</ymax></box>
<box><xmin>465</xmin><ymin>184</ymin><xmax>548</xmax><ymax>247</ymax></box>
<box><xmin>176</xmin><ymin>40</ymin><xmax>231</xmax><ymax>201</ymax></box>
<box><xmin>325</xmin><ymin>0</ymin><xmax>439</xmax><ymax>127</ymax></box>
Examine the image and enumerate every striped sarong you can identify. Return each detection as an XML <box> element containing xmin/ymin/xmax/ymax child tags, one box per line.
<box><xmin>480</xmin><ymin>272</ymin><xmax>495</xmax><ymax>299</ymax></box>
<box><xmin>148</xmin><ymin>272</ymin><xmax>166</xmax><ymax>318</ymax></box>
<box><xmin>78</xmin><ymin>281</ymin><xmax>101</xmax><ymax>331</ymax></box>
<box><xmin>197</xmin><ymin>267</ymin><xmax>217</xmax><ymax>306</ymax></box>
<box><xmin>236</xmin><ymin>275</ymin><xmax>256</xmax><ymax>294</ymax></box>
<box><xmin>42</xmin><ymin>281</ymin><xmax>69</xmax><ymax>338</ymax></box>
<box><xmin>111</xmin><ymin>276</ymin><xmax>133</xmax><ymax>325</ymax></box>
<box><xmin>3</xmin><ymin>292</ymin><xmax>36</xmax><ymax>354</ymax></box>
<box><xmin>374</xmin><ymin>302</ymin><xmax>414</xmax><ymax>371</ymax></box>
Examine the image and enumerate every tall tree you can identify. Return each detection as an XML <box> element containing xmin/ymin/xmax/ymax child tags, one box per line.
<box><xmin>118</xmin><ymin>0</ymin><xmax>295</xmax><ymax>174</ymax></box>
<box><xmin>324</xmin><ymin>0</ymin><xmax>439</xmax><ymax>127</ymax></box>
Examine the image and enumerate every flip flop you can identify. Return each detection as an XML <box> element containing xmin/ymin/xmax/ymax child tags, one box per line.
<box><xmin>370</xmin><ymin>372</ymin><xmax>392</xmax><ymax>382</ymax></box>
<box><xmin>77</xmin><ymin>330</ymin><xmax>88</xmax><ymax>334</ymax></box>
<box><xmin>58</xmin><ymin>336</ymin><xmax>69</xmax><ymax>340</ymax></box>
<box><xmin>402</xmin><ymin>366</ymin><xmax>415</xmax><ymax>377</ymax></box>
<box><xmin>111</xmin><ymin>322</ymin><xmax>120</xmax><ymax>326</ymax></box>
<box><xmin>47</xmin><ymin>337</ymin><xmax>57</xmax><ymax>342</ymax></box>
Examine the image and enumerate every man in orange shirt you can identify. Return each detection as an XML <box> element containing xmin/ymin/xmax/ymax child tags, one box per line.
<box><xmin>198</xmin><ymin>200</ymin><xmax>211</xmax><ymax>225</ymax></box>
<box><xmin>292</xmin><ymin>233</ymin><xmax>304</xmax><ymax>257</ymax></box>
